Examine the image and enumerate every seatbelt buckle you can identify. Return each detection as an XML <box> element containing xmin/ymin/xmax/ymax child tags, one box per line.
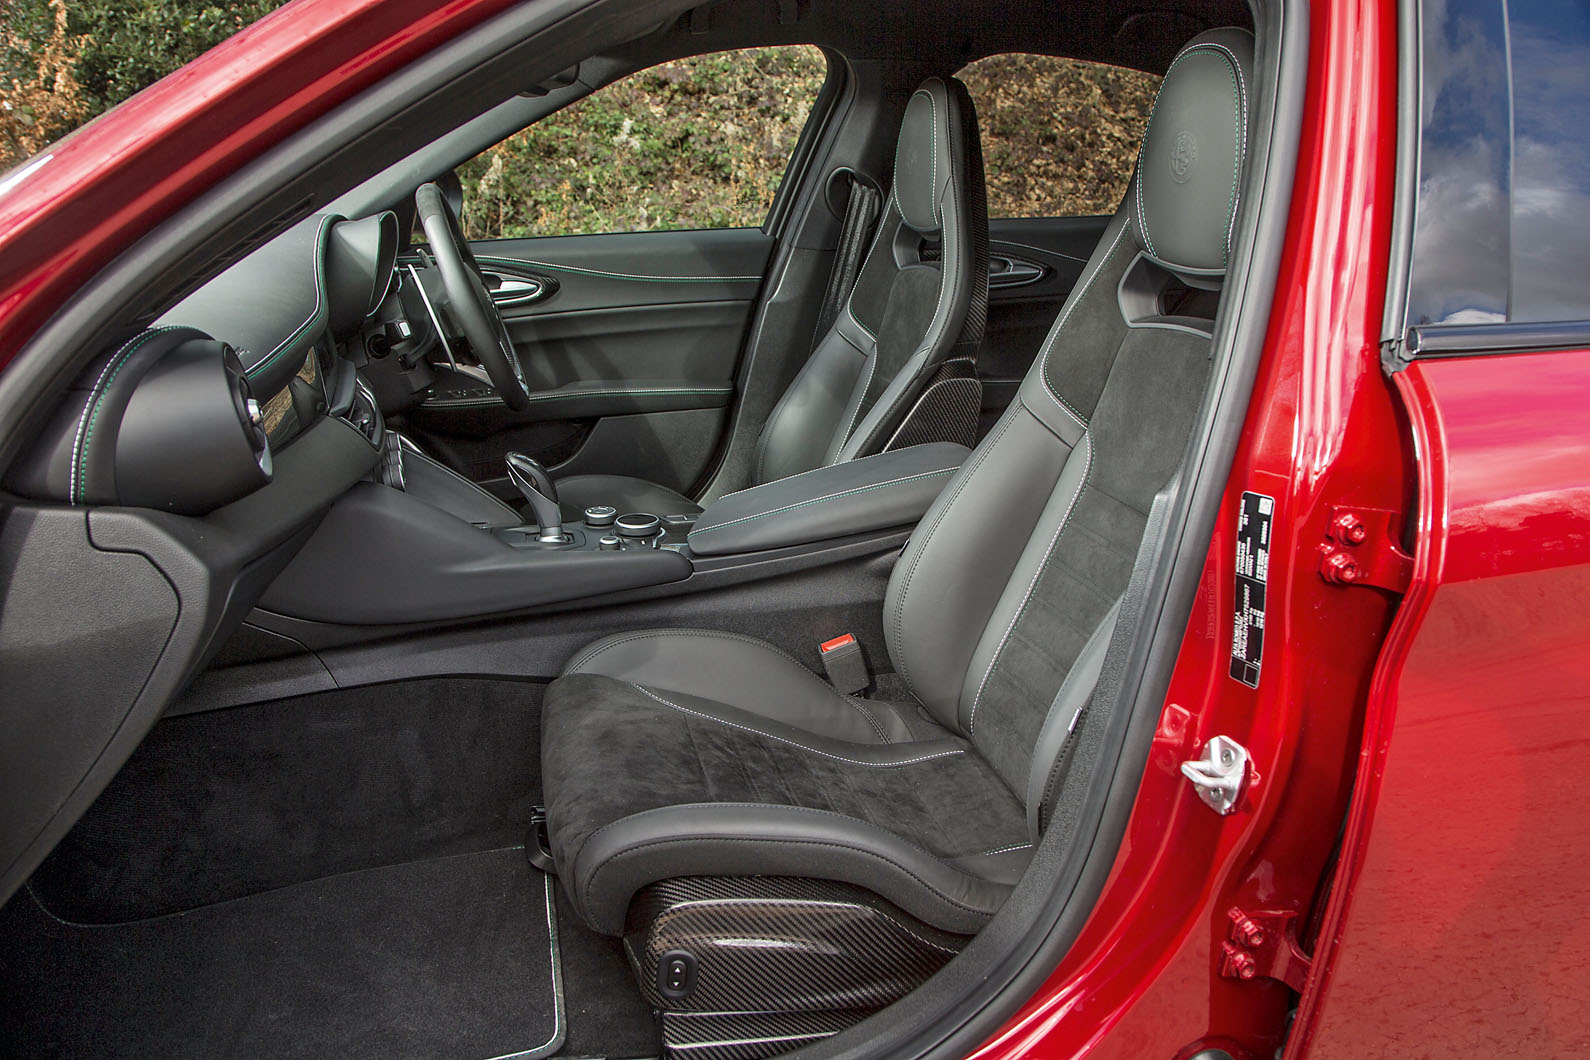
<box><xmin>819</xmin><ymin>633</ymin><xmax>870</xmax><ymax>695</ymax></box>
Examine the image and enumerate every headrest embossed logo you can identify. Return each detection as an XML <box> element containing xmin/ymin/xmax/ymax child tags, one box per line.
<box><xmin>1170</xmin><ymin>131</ymin><xmax>1199</xmax><ymax>184</ymax></box>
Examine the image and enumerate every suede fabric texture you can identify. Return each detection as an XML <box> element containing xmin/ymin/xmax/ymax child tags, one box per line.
<box><xmin>968</xmin><ymin>283</ymin><xmax>1213</xmax><ymax>793</ymax></box>
<box><xmin>847</xmin><ymin>211</ymin><xmax>907</xmax><ymax>342</ymax></box>
<box><xmin>540</xmin><ymin>39</ymin><xmax>1243</xmax><ymax>941</ymax></box>
<box><xmin>543</xmin><ymin>670</ymin><xmax>1029</xmax><ymax>932</ymax></box>
<box><xmin>859</xmin><ymin>263</ymin><xmax>944</xmax><ymax>418</ymax></box>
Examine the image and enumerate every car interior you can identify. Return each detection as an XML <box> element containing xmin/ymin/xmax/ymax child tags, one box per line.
<box><xmin>0</xmin><ymin>0</ymin><xmax>1293</xmax><ymax>1057</ymax></box>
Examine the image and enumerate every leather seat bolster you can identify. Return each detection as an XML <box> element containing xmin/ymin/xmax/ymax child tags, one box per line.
<box><xmin>571</xmin><ymin>804</ymin><xmax>1015</xmax><ymax>936</ymax></box>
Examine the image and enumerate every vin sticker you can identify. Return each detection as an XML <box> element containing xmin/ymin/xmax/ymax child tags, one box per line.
<box><xmin>1229</xmin><ymin>491</ymin><xmax>1274</xmax><ymax>688</ymax></box>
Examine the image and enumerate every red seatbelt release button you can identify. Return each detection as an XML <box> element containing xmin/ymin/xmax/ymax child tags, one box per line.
<box><xmin>818</xmin><ymin>633</ymin><xmax>869</xmax><ymax>695</ymax></box>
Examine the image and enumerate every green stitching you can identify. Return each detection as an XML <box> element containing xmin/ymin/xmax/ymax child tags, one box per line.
<box><xmin>474</xmin><ymin>255</ymin><xmax>759</xmax><ymax>284</ymax></box>
<box><xmin>75</xmin><ymin>328</ymin><xmax>180</xmax><ymax>503</ymax></box>
<box><xmin>428</xmin><ymin>386</ymin><xmax>731</xmax><ymax>407</ymax></box>
<box><xmin>244</xmin><ymin>216</ymin><xmax>334</xmax><ymax>381</ymax></box>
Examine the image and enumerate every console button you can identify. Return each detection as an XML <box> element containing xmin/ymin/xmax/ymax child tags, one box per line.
<box><xmin>615</xmin><ymin>513</ymin><xmax>662</xmax><ymax>538</ymax></box>
<box><xmin>584</xmin><ymin>505</ymin><xmax>617</xmax><ymax>528</ymax></box>
<box><xmin>598</xmin><ymin>534</ymin><xmax>621</xmax><ymax>551</ymax></box>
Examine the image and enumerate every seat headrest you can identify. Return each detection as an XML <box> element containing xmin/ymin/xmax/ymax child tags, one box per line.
<box><xmin>1132</xmin><ymin>28</ymin><xmax>1255</xmax><ymax>278</ymax></box>
<box><xmin>893</xmin><ymin>78</ymin><xmax>961</xmax><ymax>234</ymax></box>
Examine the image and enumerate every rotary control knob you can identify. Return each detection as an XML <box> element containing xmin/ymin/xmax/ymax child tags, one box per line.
<box><xmin>584</xmin><ymin>505</ymin><xmax>617</xmax><ymax>528</ymax></box>
<box><xmin>614</xmin><ymin>513</ymin><xmax>662</xmax><ymax>539</ymax></box>
<box><xmin>597</xmin><ymin>534</ymin><xmax>621</xmax><ymax>551</ymax></box>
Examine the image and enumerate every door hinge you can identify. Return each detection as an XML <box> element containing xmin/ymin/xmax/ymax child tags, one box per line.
<box><xmin>1218</xmin><ymin>907</ymin><xmax>1313</xmax><ymax>992</ymax></box>
<box><xmin>1317</xmin><ymin>506</ymin><xmax>1412</xmax><ymax>592</ymax></box>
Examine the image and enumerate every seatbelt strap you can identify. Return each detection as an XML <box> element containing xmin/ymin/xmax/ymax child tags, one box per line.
<box><xmin>812</xmin><ymin>174</ymin><xmax>881</xmax><ymax>349</ymax></box>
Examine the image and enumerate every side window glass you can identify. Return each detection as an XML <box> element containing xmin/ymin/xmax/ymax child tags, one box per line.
<box><xmin>1405</xmin><ymin>0</ymin><xmax>1590</xmax><ymax>327</ymax></box>
<box><xmin>1503</xmin><ymin>0</ymin><xmax>1590</xmax><ymax>323</ymax></box>
<box><xmin>955</xmin><ymin>54</ymin><xmax>1160</xmax><ymax>219</ymax></box>
<box><xmin>459</xmin><ymin>45</ymin><xmax>827</xmax><ymax>240</ymax></box>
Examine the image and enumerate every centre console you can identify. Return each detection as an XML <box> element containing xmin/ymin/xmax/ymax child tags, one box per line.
<box><xmin>252</xmin><ymin>442</ymin><xmax>969</xmax><ymax>627</ymax></box>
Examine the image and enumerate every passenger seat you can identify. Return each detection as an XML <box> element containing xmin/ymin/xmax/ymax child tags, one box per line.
<box><xmin>554</xmin><ymin>76</ymin><xmax>991</xmax><ymax>517</ymax></box>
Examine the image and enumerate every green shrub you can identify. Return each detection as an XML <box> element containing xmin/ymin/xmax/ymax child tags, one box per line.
<box><xmin>460</xmin><ymin>46</ymin><xmax>828</xmax><ymax>240</ymax></box>
<box><xmin>2</xmin><ymin>0</ymin><xmax>284</xmax><ymax>168</ymax></box>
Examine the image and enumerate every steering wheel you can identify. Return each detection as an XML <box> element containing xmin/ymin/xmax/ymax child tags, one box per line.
<box><xmin>413</xmin><ymin>182</ymin><xmax>532</xmax><ymax>411</ymax></box>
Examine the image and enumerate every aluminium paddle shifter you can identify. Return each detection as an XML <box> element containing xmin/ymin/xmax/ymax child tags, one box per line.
<box><xmin>505</xmin><ymin>451</ymin><xmax>568</xmax><ymax>543</ymax></box>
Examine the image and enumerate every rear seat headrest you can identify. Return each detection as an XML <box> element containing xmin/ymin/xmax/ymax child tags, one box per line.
<box><xmin>1132</xmin><ymin>27</ymin><xmax>1255</xmax><ymax>279</ymax></box>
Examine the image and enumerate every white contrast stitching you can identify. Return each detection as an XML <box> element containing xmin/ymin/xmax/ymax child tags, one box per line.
<box><xmin>630</xmin><ymin>683</ymin><xmax>964</xmax><ymax>767</ymax></box>
<box><xmin>888</xmin><ymin>400</ymin><xmax>1022</xmax><ymax>688</ymax></box>
<box><xmin>894</xmin><ymin>88</ymin><xmax>940</xmax><ymax>230</ymax></box>
<box><xmin>246</xmin><ymin>215</ymin><xmax>334</xmax><ymax>380</ymax></box>
<box><xmin>1038</xmin><ymin>222</ymin><xmax>1130</xmax><ymax>425</ymax></box>
<box><xmin>977</xmin><ymin>843</ymin><xmax>1034</xmax><ymax>857</ymax></box>
<box><xmin>966</xmin><ymin>432</ymin><xmax>1094</xmax><ymax>735</ymax></box>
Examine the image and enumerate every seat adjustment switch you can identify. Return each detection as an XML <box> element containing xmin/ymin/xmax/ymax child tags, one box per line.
<box><xmin>657</xmin><ymin>949</ymin><xmax>698</xmax><ymax>1000</ymax></box>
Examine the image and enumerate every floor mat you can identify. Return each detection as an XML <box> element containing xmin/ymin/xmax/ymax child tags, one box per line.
<box><xmin>0</xmin><ymin>848</ymin><xmax>564</xmax><ymax>1060</ymax></box>
<box><xmin>553</xmin><ymin>887</ymin><xmax>660</xmax><ymax>1058</ymax></box>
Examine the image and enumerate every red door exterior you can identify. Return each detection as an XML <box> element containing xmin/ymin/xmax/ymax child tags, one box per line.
<box><xmin>1289</xmin><ymin>353</ymin><xmax>1590</xmax><ymax>1058</ymax></box>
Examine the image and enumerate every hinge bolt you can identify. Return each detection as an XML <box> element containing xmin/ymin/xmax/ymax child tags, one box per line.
<box><xmin>1321</xmin><ymin>550</ymin><xmax>1361</xmax><ymax>584</ymax></box>
<box><xmin>1221</xmin><ymin>941</ymin><xmax>1258</xmax><ymax>979</ymax></box>
<box><xmin>1228</xmin><ymin>909</ymin><xmax>1266</xmax><ymax>946</ymax></box>
<box><xmin>1331</xmin><ymin>511</ymin><xmax>1368</xmax><ymax>544</ymax></box>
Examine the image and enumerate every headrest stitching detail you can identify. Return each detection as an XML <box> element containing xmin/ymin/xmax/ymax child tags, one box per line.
<box><xmin>1133</xmin><ymin>40</ymin><xmax>1250</xmax><ymax>269</ymax></box>
<box><xmin>894</xmin><ymin>87</ymin><xmax>940</xmax><ymax>231</ymax></box>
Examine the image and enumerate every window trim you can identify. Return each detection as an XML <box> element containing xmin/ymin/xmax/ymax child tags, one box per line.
<box><xmin>1384</xmin><ymin>0</ymin><xmax>1590</xmax><ymax>365</ymax></box>
<box><xmin>1405</xmin><ymin>319</ymin><xmax>1590</xmax><ymax>359</ymax></box>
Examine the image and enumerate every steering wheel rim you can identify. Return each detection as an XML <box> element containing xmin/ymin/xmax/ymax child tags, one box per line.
<box><xmin>414</xmin><ymin>182</ymin><xmax>532</xmax><ymax>411</ymax></box>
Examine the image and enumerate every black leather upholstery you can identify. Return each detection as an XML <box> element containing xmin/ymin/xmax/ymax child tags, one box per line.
<box><xmin>542</xmin><ymin>29</ymin><xmax>1255</xmax><ymax>939</ymax></box>
<box><xmin>1133</xmin><ymin>27</ymin><xmax>1253</xmax><ymax>281</ymax></box>
<box><xmin>400</xmin><ymin>443</ymin><xmax>523</xmax><ymax>526</ymax></box>
<box><xmin>686</xmin><ymin>442</ymin><xmax>968</xmax><ymax>556</ymax></box>
<box><xmin>553</xmin><ymin>76</ymin><xmax>990</xmax><ymax>517</ymax></box>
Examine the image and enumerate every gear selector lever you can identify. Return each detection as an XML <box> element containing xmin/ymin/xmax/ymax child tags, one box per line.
<box><xmin>505</xmin><ymin>451</ymin><xmax>568</xmax><ymax>543</ymax></box>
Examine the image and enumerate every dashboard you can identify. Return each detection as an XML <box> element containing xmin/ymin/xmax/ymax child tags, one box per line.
<box><xmin>0</xmin><ymin>206</ymin><xmax>441</xmax><ymax>905</ymax></box>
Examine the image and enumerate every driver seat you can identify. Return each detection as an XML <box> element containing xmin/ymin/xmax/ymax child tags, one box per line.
<box><xmin>539</xmin><ymin>27</ymin><xmax>1253</xmax><ymax>1048</ymax></box>
<box><xmin>554</xmin><ymin>75</ymin><xmax>989</xmax><ymax>518</ymax></box>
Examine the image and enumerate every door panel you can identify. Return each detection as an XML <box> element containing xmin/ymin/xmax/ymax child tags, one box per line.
<box><xmin>398</xmin><ymin>227</ymin><xmax>771</xmax><ymax>498</ymax></box>
<box><xmin>979</xmin><ymin>216</ymin><xmax>1110</xmax><ymax>428</ymax></box>
<box><xmin>1299</xmin><ymin>353</ymin><xmax>1590</xmax><ymax>1057</ymax></box>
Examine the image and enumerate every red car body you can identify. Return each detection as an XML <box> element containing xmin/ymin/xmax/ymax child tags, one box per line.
<box><xmin>3</xmin><ymin>0</ymin><xmax>1588</xmax><ymax>1057</ymax></box>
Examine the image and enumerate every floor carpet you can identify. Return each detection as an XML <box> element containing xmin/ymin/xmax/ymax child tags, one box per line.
<box><xmin>0</xmin><ymin>848</ymin><xmax>565</xmax><ymax>1060</ymax></box>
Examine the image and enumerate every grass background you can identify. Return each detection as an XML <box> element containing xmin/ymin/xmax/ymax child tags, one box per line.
<box><xmin>3</xmin><ymin>0</ymin><xmax>1159</xmax><ymax>233</ymax></box>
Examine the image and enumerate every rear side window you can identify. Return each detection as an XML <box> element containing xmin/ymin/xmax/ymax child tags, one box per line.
<box><xmin>459</xmin><ymin>45</ymin><xmax>827</xmax><ymax>240</ymax></box>
<box><xmin>955</xmin><ymin>54</ymin><xmax>1160</xmax><ymax>219</ymax></box>
<box><xmin>1404</xmin><ymin>0</ymin><xmax>1590</xmax><ymax>327</ymax></box>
